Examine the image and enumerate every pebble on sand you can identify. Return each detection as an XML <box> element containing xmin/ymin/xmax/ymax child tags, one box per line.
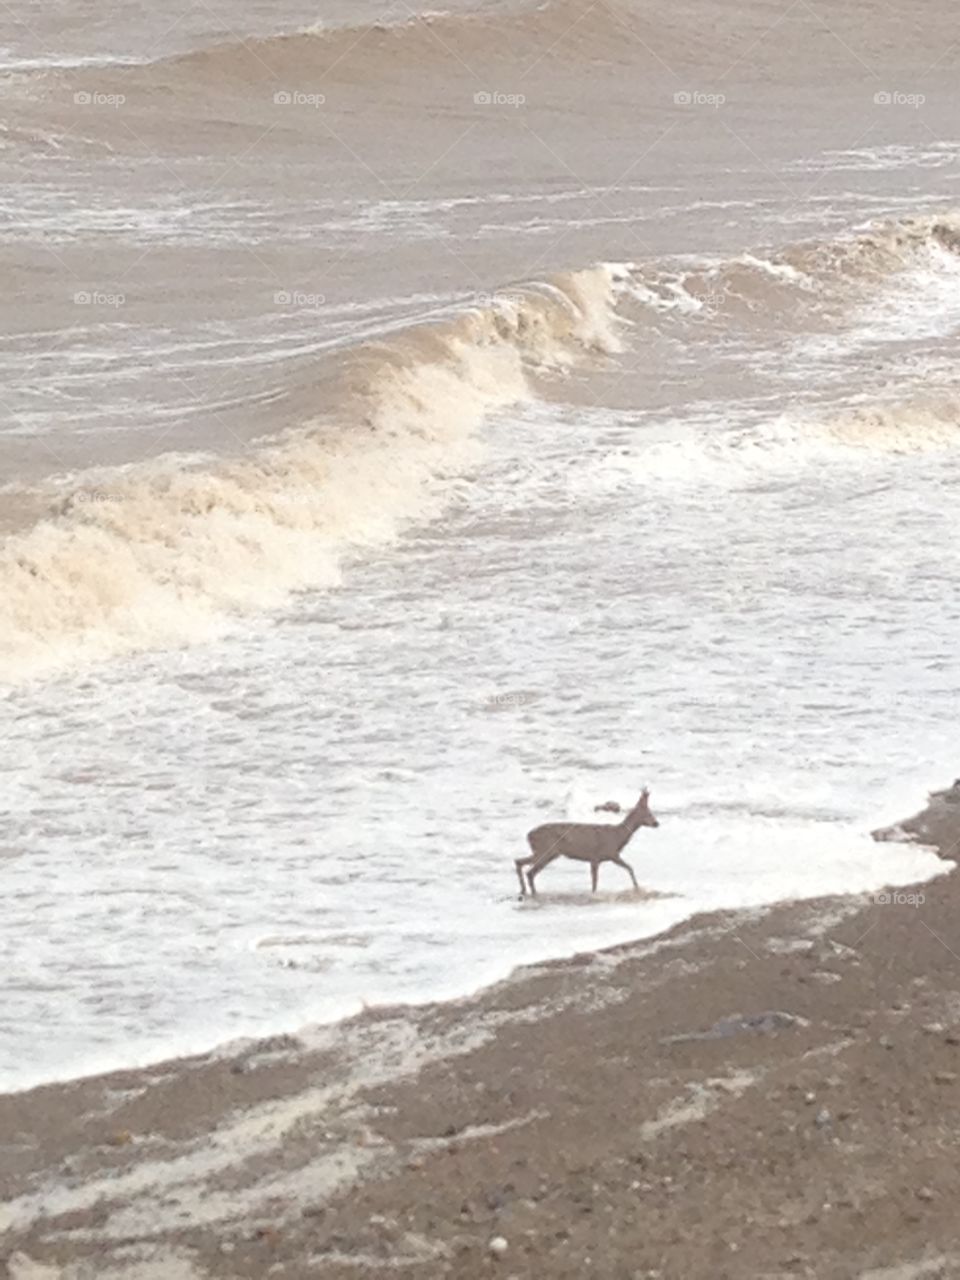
<box><xmin>489</xmin><ymin>1236</ymin><xmax>509</xmax><ymax>1258</ymax></box>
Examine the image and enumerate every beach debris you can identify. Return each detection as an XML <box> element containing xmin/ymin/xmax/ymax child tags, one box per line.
<box><xmin>825</xmin><ymin>939</ymin><xmax>859</xmax><ymax>961</ymax></box>
<box><xmin>105</xmin><ymin>1129</ymin><xmax>133</xmax><ymax>1147</ymax></box>
<box><xmin>661</xmin><ymin>1010</ymin><xmax>806</xmax><ymax>1044</ymax></box>
<box><xmin>765</xmin><ymin>937</ymin><xmax>815</xmax><ymax>955</ymax></box>
<box><xmin>488</xmin><ymin>1236</ymin><xmax>509</xmax><ymax>1258</ymax></box>
<box><xmin>814</xmin><ymin>1108</ymin><xmax>832</xmax><ymax>1129</ymax></box>
<box><xmin>916</xmin><ymin>1186</ymin><xmax>937</xmax><ymax>1202</ymax></box>
<box><xmin>934</xmin><ymin>1071</ymin><xmax>957</xmax><ymax>1084</ymax></box>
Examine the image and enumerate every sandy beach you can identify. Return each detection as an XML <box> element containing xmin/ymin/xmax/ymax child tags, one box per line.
<box><xmin>2</xmin><ymin>785</ymin><xmax>959</xmax><ymax>1279</ymax></box>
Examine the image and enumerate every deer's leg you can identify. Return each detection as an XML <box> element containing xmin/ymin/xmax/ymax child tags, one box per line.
<box><xmin>590</xmin><ymin>861</ymin><xmax>599</xmax><ymax>893</ymax></box>
<box><xmin>614</xmin><ymin>856</ymin><xmax>639</xmax><ymax>890</ymax></box>
<box><xmin>514</xmin><ymin>855</ymin><xmax>534</xmax><ymax>897</ymax></box>
<box><xmin>527</xmin><ymin>851</ymin><xmax>560</xmax><ymax>896</ymax></box>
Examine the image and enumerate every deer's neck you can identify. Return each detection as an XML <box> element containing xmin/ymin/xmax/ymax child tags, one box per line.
<box><xmin>618</xmin><ymin>811</ymin><xmax>644</xmax><ymax>842</ymax></box>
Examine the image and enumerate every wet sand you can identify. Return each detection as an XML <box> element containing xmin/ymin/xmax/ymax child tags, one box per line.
<box><xmin>2</xmin><ymin>784</ymin><xmax>960</xmax><ymax>1278</ymax></box>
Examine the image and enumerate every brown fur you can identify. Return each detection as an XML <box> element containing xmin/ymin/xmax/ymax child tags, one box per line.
<box><xmin>515</xmin><ymin>788</ymin><xmax>659</xmax><ymax>897</ymax></box>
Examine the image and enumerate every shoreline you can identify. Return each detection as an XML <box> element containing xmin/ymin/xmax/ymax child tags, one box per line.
<box><xmin>3</xmin><ymin>784</ymin><xmax>960</xmax><ymax>1278</ymax></box>
<box><xmin>3</xmin><ymin>804</ymin><xmax>944</xmax><ymax>1101</ymax></box>
<box><xmin>0</xmin><ymin>849</ymin><xmax>942</xmax><ymax>1100</ymax></box>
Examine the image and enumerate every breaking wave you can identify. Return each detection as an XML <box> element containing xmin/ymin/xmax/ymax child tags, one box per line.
<box><xmin>0</xmin><ymin>267</ymin><xmax>623</xmax><ymax>683</ymax></box>
<box><xmin>620</xmin><ymin>213</ymin><xmax>960</xmax><ymax>324</ymax></box>
<box><xmin>812</xmin><ymin>394</ymin><xmax>960</xmax><ymax>452</ymax></box>
<box><xmin>612</xmin><ymin>391</ymin><xmax>960</xmax><ymax>491</ymax></box>
<box><xmin>3</xmin><ymin>210</ymin><xmax>960</xmax><ymax>684</ymax></box>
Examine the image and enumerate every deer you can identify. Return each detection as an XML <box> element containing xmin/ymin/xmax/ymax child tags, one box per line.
<box><xmin>515</xmin><ymin>788</ymin><xmax>659</xmax><ymax>898</ymax></box>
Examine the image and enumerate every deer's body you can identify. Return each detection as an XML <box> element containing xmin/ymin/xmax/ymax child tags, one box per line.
<box><xmin>515</xmin><ymin>788</ymin><xmax>659</xmax><ymax>897</ymax></box>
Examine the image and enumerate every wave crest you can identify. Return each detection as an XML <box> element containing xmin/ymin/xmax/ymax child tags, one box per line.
<box><xmin>0</xmin><ymin>267</ymin><xmax>622</xmax><ymax>683</ymax></box>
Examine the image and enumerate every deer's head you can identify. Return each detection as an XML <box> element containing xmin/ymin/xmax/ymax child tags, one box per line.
<box><xmin>632</xmin><ymin>787</ymin><xmax>659</xmax><ymax>828</ymax></box>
